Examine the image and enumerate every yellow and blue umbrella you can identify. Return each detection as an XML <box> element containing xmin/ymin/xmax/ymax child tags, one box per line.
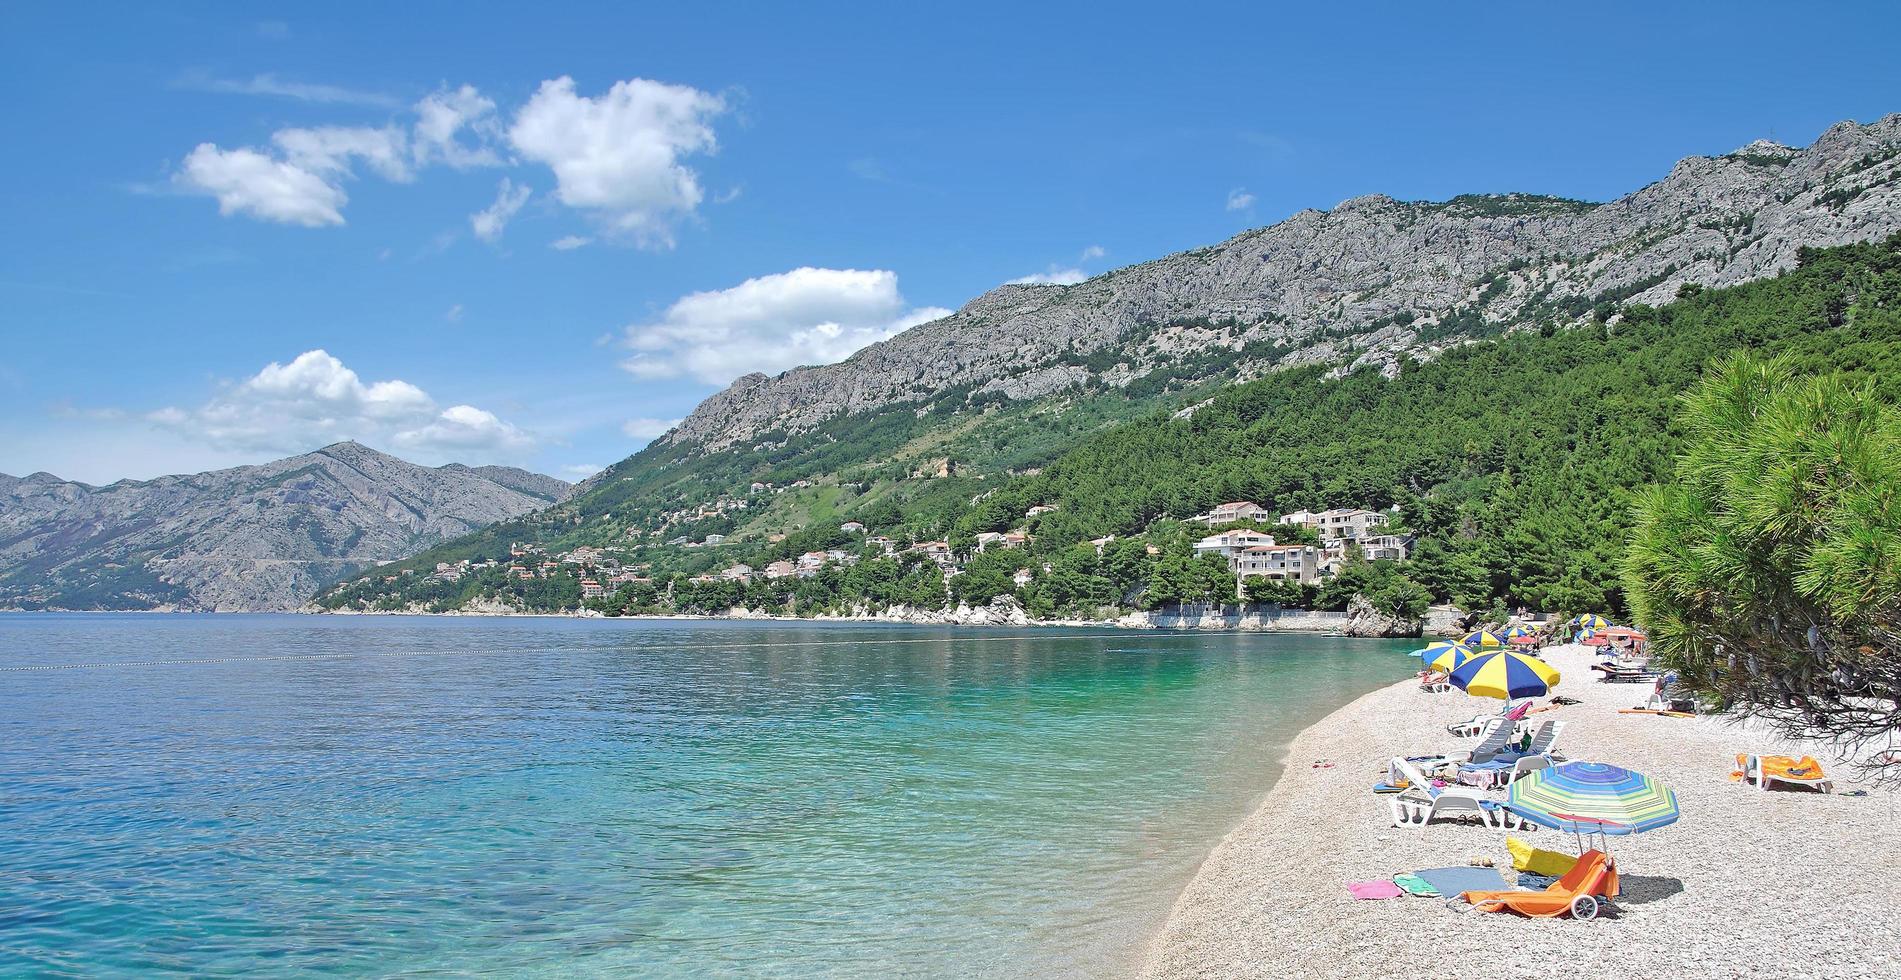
<box><xmin>1448</xmin><ymin>649</ymin><xmax>1561</xmax><ymax>700</ymax></box>
<box><xmin>1461</xmin><ymin>629</ymin><xmax>1508</xmax><ymax>648</ymax></box>
<box><xmin>1571</xmin><ymin>613</ymin><xmax>1610</xmax><ymax>631</ymax></box>
<box><xmin>1507</xmin><ymin>761</ymin><xmax>1680</xmax><ymax>837</ymax></box>
<box><xmin>1412</xmin><ymin>640</ymin><xmax>1467</xmax><ymax>665</ymax></box>
<box><xmin>1501</xmin><ymin>625</ymin><xmax>1534</xmax><ymax>640</ymax></box>
<box><xmin>1427</xmin><ymin>643</ymin><xmax>1480</xmax><ymax>672</ymax></box>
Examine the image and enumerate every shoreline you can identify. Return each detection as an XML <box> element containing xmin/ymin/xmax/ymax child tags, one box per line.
<box><xmin>1137</xmin><ymin>643</ymin><xmax>1901</xmax><ymax>979</ymax></box>
<box><xmin>6</xmin><ymin>604</ymin><xmax>1426</xmax><ymax>637</ymax></box>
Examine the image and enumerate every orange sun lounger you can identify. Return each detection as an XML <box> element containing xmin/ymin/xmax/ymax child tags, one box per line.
<box><xmin>1459</xmin><ymin>850</ymin><xmax>1620</xmax><ymax>919</ymax></box>
<box><xmin>1737</xmin><ymin>753</ymin><xmax>1835</xmax><ymax>792</ymax></box>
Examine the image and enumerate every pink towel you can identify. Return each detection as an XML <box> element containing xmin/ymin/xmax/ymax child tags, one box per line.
<box><xmin>1347</xmin><ymin>880</ymin><xmax>1403</xmax><ymax>900</ymax></box>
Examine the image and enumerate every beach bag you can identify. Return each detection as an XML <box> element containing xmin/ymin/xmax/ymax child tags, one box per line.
<box><xmin>1506</xmin><ymin>836</ymin><xmax>1578</xmax><ymax>877</ymax></box>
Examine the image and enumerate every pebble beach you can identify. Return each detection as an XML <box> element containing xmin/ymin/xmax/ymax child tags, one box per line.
<box><xmin>1140</xmin><ymin>643</ymin><xmax>1901</xmax><ymax>980</ymax></box>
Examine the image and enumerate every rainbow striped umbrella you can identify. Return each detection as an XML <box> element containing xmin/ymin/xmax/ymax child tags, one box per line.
<box><xmin>1448</xmin><ymin>649</ymin><xmax>1561</xmax><ymax>700</ymax></box>
<box><xmin>1427</xmin><ymin>643</ymin><xmax>1480</xmax><ymax>672</ymax></box>
<box><xmin>1462</xmin><ymin>629</ymin><xmax>1508</xmax><ymax>648</ymax></box>
<box><xmin>1508</xmin><ymin>762</ymin><xmax>1680</xmax><ymax>837</ymax></box>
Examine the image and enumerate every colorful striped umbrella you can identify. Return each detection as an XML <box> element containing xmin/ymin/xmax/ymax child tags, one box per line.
<box><xmin>1462</xmin><ymin>629</ymin><xmax>1508</xmax><ymax>648</ymax></box>
<box><xmin>1572</xmin><ymin>614</ymin><xmax>1611</xmax><ymax>630</ymax></box>
<box><xmin>1448</xmin><ymin>649</ymin><xmax>1561</xmax><ymax>700</ymax></box>
<box><xmin>1501</xmin><ymin>625</ymin><xmax>1535</xmax><ymax>640</ymax></box>
<box><xmin>1427</xmin><ymin>642</ymin><xmax>1480</xmax><ymax>672</ymax></box>
<box><xmin>1507</xmin><ymin>762</ymin><xmax>1680</xmax><ymax>837</ymax></box>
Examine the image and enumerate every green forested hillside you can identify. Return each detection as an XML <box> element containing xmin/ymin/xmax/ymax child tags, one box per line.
<box><xmin>323</xmin><ymin>237</ymin><xmax>1901</xmax><ymax>619</ymax></box>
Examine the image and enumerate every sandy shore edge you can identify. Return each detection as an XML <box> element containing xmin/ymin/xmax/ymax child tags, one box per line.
<box><xmin>1138</xmin><ymin>643</ymin><xmax>1901</xmax><ymax>980</ymax></box>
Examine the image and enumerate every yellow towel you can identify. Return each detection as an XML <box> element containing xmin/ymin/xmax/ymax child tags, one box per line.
<box><xmin>1507</xmin><ymin>836</ymin><xmax>1579</xmax><ymax>877</ymax></box>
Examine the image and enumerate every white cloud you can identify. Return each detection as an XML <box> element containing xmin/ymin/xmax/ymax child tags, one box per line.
<box><xmin>622</xmin><ymin>417</ymin><xmax>682</xmax><ymax>441</ymax></box>
<box><xmin>445</xmin><ymin>304</ymin><xmax>464</xmax><ymax>322</ymax></box>
<box><xmin>1226</xmin><ymin>187</ymin><xmax>1256</xmax><ymax>211</ymax></box>
<box><xmin>550</xmin><ymin>235</ymin><xmax>592</xmax><ymax>251</ymax></box>
<box><xmin>509</xmin><ymin>76</ymin><xmax>726</xmax><ymax>247</ymax></box>
<box><xmin>147</xmin><ymin>349</ymin><xmax>532</xmax><ymax>462</ymax></box>
<box><xmin>470</xmin><ymin>177</ymin><xmax>532</xmax><ymax>242</ymax></box>
<box><xmin>561</xmin><ymin>463</ymin><xmax>605</xmax><ymax>479</ymax></box>
<box><xmin>413</xmin><ymin>85</ymin><xmax>502</xmax><ymax>169</ymax></box>
<box><xmin>172</xmin><ymin>74</ymin><xmax>727</xmax><ymax>242</ymax></box>
<box><xmin>174</xmin><ymin>71</ymin><xmax>397</xmax><ymax>108</ymax></box>
<box><xmin>176</xmin><ymin>127</ymin><xmax>408</xmax><ymax>227</ymax></box>
<box><xmin>1009</xmin><ymin>244</ymin><xmax>1107</xmax><ymax>286</ymax></box>
<box><xmin>1009</xmin><ymin>267</ymin><xmax>1087</xmax><ymax>286</ymax></box>
<box><xmin>256</xmin><ymin>21</ymin><xmax>290</xmax><ymax>40</ymax></box>
<box><xmin>175</xmin><ymin>85</ymin><xmax>499</xmax><ymax>227</ymax></box>
<box><xmin>176</xmin><ymin>144</ymin><xmax>345</xmax><ymax>226</ymax></box>
<box><xmin>273</xmin><ymin>125</ymin><xmax>412</xmax><ymax>181</ymax></box>
<box><xmin>620</xmin><ymin>268</ymin><xmax>948</xmax><ymax>385</ymax></box>
<box><xmin>392</xmin><ymin>404</ymin><xmax>532</xmax><ymax>457</ymax></box>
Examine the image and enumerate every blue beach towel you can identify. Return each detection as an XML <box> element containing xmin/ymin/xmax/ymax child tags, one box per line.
<box><xmin>1413</xmin><ymin>866</ymin><xmax>1508</xmax><ymax>898</ymax></box>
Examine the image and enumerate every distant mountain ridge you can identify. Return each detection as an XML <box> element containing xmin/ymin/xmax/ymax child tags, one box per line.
<box><xmin>671</xmin><ymin>115</ymin><xmax>1901</xmax><ymax>452</ymax></box>
<box><xmin>0</xmin><ymin>442</ymin><xmax>569</xmax><ymax>611</ymax></box>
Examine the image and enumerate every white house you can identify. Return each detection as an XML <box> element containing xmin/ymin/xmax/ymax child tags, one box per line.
<box><xmin>1313</xmin><ymin>508</ymin><xmax>1388</xmax><ymax>542</ymax></box>
<box><xmin>1232</xmin><ymin>544</ymin><xmax>1321</xmax><ymax>584</ymax></box>
<box><xmin>1194</xmin><ymin>501</ymin><xmax>1273</xmax><ymax>525</ymax></box>
<box><xmin>764</xmin><ymin>560</ymin><xmax>797</xmax><ymax>580</ymax></box>
<box><xmin>1193</xmin><ymin>530</ymin><xmax>1277</xmax><ymax>558</ymax></box>
<box><xmin>840</xmin><ymin>521</ymin><xmax>866</xmax><ymax>533</ymax></box>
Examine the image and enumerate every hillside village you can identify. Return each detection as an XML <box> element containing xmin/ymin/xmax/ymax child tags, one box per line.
<box><xmin>322</xmin><ymin>483</ymin><xmax>1418</xmax><ymax>624</ymax></box>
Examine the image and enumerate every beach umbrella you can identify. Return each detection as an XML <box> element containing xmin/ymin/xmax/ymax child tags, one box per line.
<box><xmin>1582</xmin><ymin>631</ymin><xmax>1613</xmax><ymax>647</ymax></box>
<box><xmin>1448</xmin><ymin>649</ymin><xmax>1561</xmax><ymax>701</ymax></box>
<box><xmin>1412</xmin><ymin>639</ymin><xmax>1466</xmax><ymax>662</ymax></box>
<box><xmin>1502</xmin><ymin>625</ymin><xmax>1534</xmax><ymax>640</ymax></box>
<box><xmin>1427</xmin><ymin>642</ymin><xmax>1480</xmax><ymax>672</ymax></box>
<box><xmin>1462</xmin><ymin>629</ymin><xmax>1508</xmax><ymax>648</ymax></box>
<box><xmin>1507</xmin><ymin>762</ymin><xmax>1680</xmax><ymax>851</ymax></box>
<box><xmin>1507</xmin><ymin>634</ymin><xmax>1541</xmax><ymax>646</ymax></box>
<box><xmin>1601</xmin><ymin>626</ymin><xmax>1646</xmax><ymax>640</ymax></box>
<box><xmin>1573</xmin><ymin>614</ymin><xmax>1611</xmax><ymax>630</ymax></box>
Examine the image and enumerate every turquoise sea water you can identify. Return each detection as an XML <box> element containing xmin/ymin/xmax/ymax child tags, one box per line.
<box><xmin>0</xmin><ymin>615</ymin><xmax>1410</xmax><ymax>977</ymax></box>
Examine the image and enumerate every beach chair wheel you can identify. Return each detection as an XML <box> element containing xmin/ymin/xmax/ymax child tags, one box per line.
<box><xmin>1570</xmin><ymin>895</ymin><xmax>1599</xmax><ymax>920</ymax></box>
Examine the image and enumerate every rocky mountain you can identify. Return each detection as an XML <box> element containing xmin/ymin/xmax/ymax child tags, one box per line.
<box><xmin>0</xmin><ymin>442</ymin><xmax>570</xmax><ymax>611</ymax></box>
<box><xmin>672</xmin><ymin>115</ymin><xmax>1901</xmax><ymax>452</ymax></box>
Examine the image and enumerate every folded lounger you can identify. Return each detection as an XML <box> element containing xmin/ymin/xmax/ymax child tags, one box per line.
<box><xmin>1447</xmin><ymin>699</ymin><xmax>1534</xmax><ymax>738</ymax></box>
<box><xmin>1458</xmin><ymin>849</ymin><xmax>1621</xmax><ymax>919</ymax></box>
<box><xmin>1738</xmin><ymin>753</ymin><xmax>1835</xmax><ymax>793</ymax></box>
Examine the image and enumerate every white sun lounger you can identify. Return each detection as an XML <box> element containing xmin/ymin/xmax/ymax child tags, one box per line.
<box><xmin>1387</xmin><ymin>757</ymin><xmax>1501</xmax><ymax>828</ymax></box>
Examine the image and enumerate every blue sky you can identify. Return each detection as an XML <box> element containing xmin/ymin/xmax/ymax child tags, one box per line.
<box><xmin>4</xmin><ymin>3</ymin><xmax>1899</xmax><ymax>484</ymax></box>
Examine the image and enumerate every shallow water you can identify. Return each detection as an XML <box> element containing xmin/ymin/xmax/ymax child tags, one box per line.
<box><xmin>0</xmin><ymin>614</ymin><xmax>1410</xmax><ymax>977</ymax></box>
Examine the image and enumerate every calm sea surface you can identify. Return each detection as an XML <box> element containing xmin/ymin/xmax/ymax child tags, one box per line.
<box><xmin>0</xmin><ymin>615</ymin><xmax>1410</xmax><ymax>977</ymax></box>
